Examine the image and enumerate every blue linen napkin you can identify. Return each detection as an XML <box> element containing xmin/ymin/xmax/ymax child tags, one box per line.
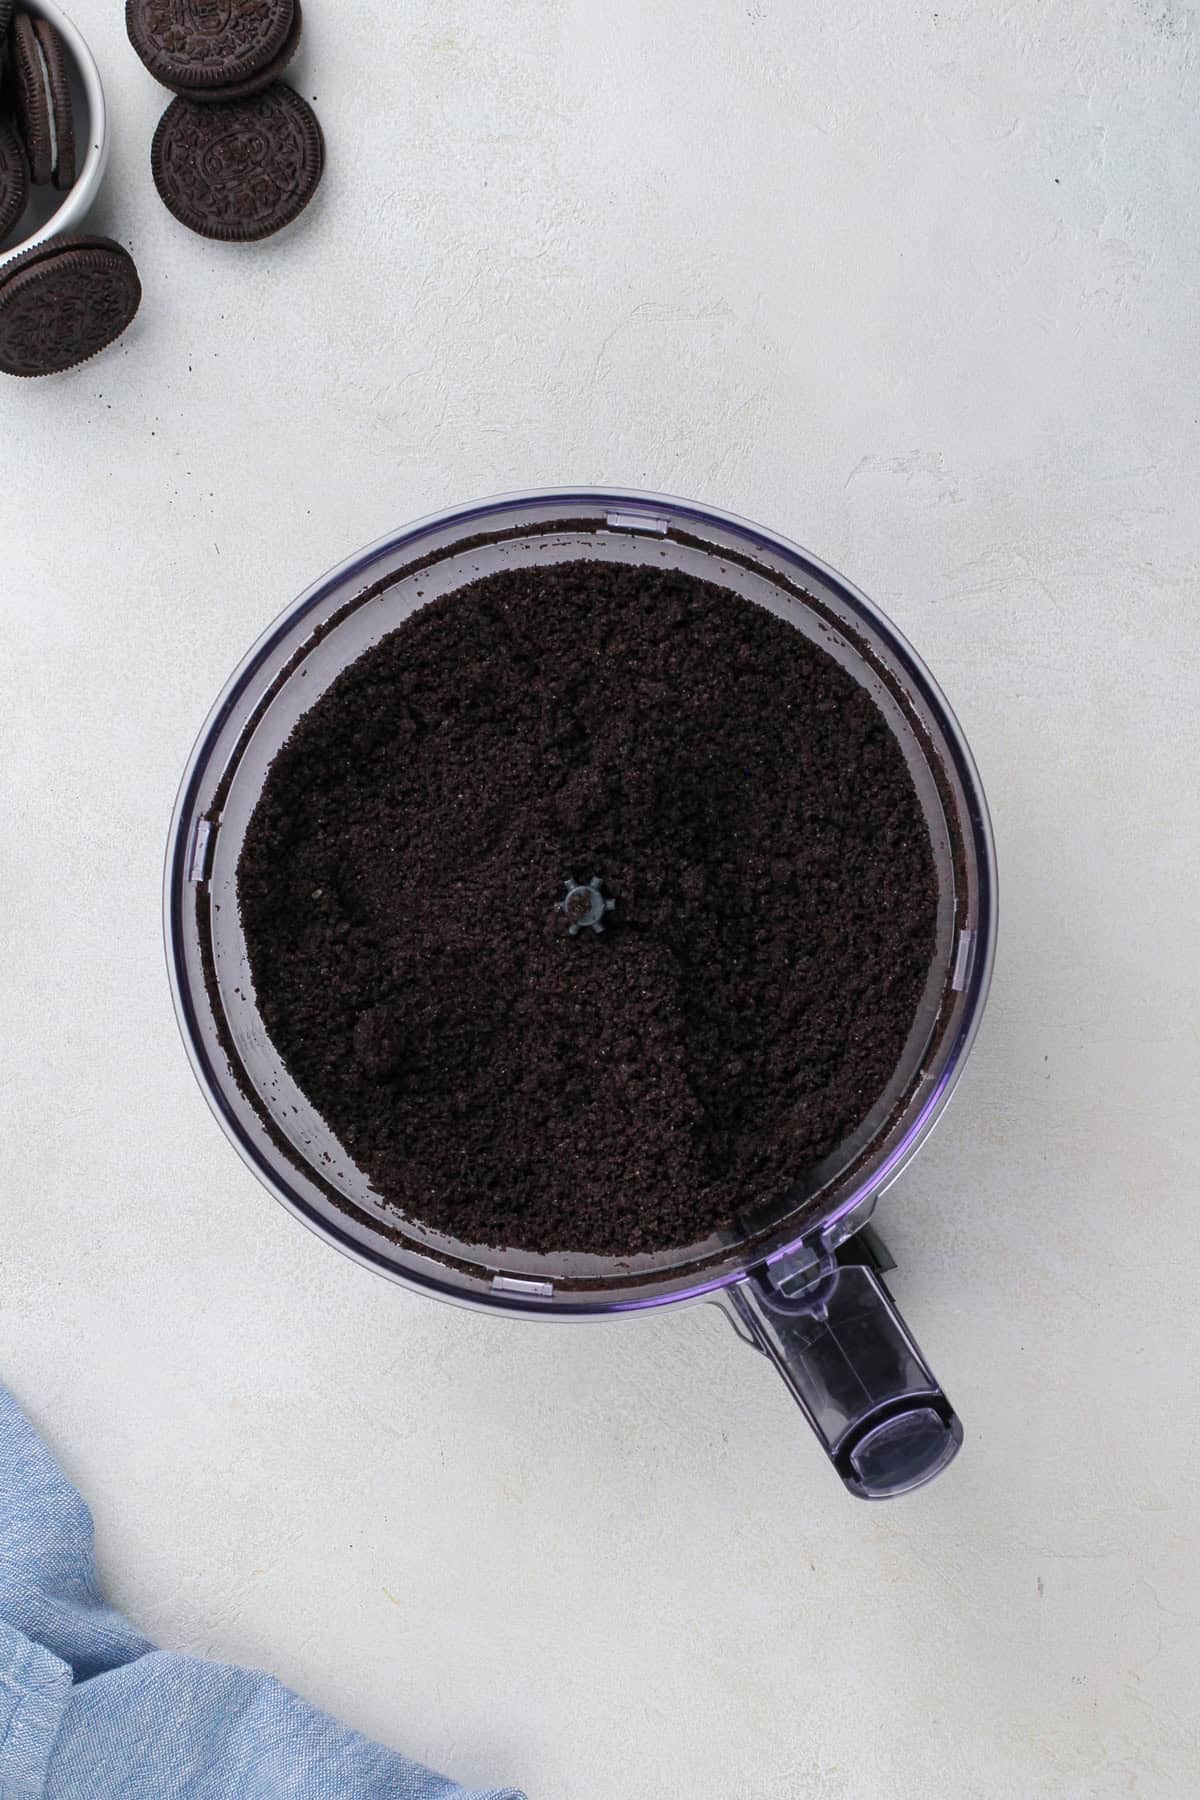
<box><xmin>0</xmin><ymin>1387</ymin><xmax>526</xmax><ymax>1800</ymax></box>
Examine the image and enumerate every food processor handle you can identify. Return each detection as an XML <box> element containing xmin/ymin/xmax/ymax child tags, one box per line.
<box><xmin>720</xmin><ymin>1259</ymin><xmax>962</xmax><ymax>1499</ymax></box>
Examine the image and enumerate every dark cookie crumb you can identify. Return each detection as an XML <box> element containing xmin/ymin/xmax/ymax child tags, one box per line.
<box><xmin>238</xmin><ymin>561</ymin><xmax>939</xmax><ymax>1256</ymax></box>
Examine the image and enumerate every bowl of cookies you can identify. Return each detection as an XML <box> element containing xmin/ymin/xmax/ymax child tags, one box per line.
<box><xmin>0</xmin><ymin>0</ymin><xmax>109</xmax><ymax>265</ymax></box>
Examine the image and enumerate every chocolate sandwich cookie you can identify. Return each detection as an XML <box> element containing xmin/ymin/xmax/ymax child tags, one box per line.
<box><xmin>10</xmin><ymin>12</ymin><xmax>52</xmax><ymax>185</ymax></box>
<box><xmin>0</xmin><ymin>117</ymin><xmax>30</xmax><ymax>243</ymax></box>
<box><xmin>151</xmin><ymin>82</ymin><xmax>323</xmax><ymax>242</ymax></box>
<box><xmin>0</xmin><ymin>235</ymin><xmax>142</xmax><ymax>376</ymax></box>
<box><xmin>178</xmin><ymin>0</ymin><xmax>302</xmax><ymax>102</ymax></box>
<box><xmin>126</xmin><ymin>0</ymin><xmax>295</xmax><ymax>95</ymax></box>
<box><xmin>34</xmin><ymin>15</ymin><xmax>76</xmax><ymax>191</ymax></box>
<box><xmin>0</xmin><ymin>0</ymin><xmax>13</xmax><ymax>79</ymax></box>
<box><xmin>10</xmin><ymin>12</ymin><xmax>74</xmax><ymax>189</ymax></box>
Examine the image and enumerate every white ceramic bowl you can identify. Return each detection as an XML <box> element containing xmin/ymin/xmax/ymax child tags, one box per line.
<box><xmin>0</xmin><ymin>0</ymin><xmax>109</xmax><ymax>267</ymax></box>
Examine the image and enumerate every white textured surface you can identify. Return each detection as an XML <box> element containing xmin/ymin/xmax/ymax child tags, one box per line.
<box><xmin>2</xmin><ymin>2</ymin><xmax>1199</xmax><ymax>1796</ymax></box>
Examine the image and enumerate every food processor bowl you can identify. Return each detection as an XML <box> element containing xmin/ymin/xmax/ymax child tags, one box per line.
<box><xmin>165</xmin><ymin>489</ymin><xmax>996</xmax><ymax>1499</ymax></box>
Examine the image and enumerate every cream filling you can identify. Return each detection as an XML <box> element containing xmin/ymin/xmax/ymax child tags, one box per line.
<box><xmin>31</xmin><ymin>36</ymin><xmax>58</xmax><ymax>179</ymax></box>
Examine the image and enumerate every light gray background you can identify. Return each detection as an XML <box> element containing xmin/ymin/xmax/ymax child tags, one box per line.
<box><xmin>2</xmin><ymin>3</ymin><xmax>1199</xmax><ymax>1795</ymax></box>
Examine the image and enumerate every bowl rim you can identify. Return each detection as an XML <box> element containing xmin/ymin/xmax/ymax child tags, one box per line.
<box><xmin>0</xmin><ymin>0</ymin><xmax>110</xmax><ymax>268</ymax></box>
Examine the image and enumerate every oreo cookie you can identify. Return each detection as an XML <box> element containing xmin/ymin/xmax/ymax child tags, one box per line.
<box><xmin>180</xmin><ymin>0</ymin><xmax>302</xmax><ymax>103</ymax></box>
<box><xmin>9</xmin><ymin>11</ymin><xmax>75</xmax><ymax>190</ymax></box>
<box><xmin>0</xmin><ymin>235</ymin><xmax>142</xmax><ymax>377</ymax></box>
<box><xmin>0</xmin><ymin>116</ymin><xmax>30</xmax><ymax>244</ymax></box>
<box><xmin>10</xmin><ymin>12</ymin><xmax>51</xmax><ymax>185</ymax></box>
<box><xmin>126</xmin><ymin>0</ymin><xmax>295</xmax><ymax>95</ymax></box>
<box><xmin>35</xmin><ymin>15</ymin><xmax>76</xmax><ymax>191</ymax></box>
<box><xmin>151</xmin><ymin>82</ymin><xmax>323</xmax><ymax>242</ymax></box>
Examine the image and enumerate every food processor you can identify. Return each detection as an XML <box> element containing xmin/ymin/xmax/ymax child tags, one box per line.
<box><xmin>165</xmin><ymin>489</ymin><xmax>996</xmax><ymax>1500</ymax></box>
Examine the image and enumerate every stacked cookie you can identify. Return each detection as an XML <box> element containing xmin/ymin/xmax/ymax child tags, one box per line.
<box><xmin>0</xmin><ymin>7</ymin><xmax>77</xmax><ymax>245</ymax></box>
<box><xmin>0</xmin><ymin>235</ymin><xmax>141</xmax><ymax>376</ymax></box>
<box><xmin>126</xmin><ymin>0</ymin><xmax>324</xmax><ymax>242</ymax></box>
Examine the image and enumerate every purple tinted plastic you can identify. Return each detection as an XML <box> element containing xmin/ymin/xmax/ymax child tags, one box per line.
<box><xmin>848</xmin><ymin>1408</ymin><xmax>963</xmax><ymax>1499</ymax></box>
<box><xmin>164</xmin><ymin>490</ymin><xmax>996</xmax><ymax>1317</ymax></box>
<box><xmin>727</xmin><ymin>1261</ymin><xmax>964</xmax><ymax>1499</ymax></box>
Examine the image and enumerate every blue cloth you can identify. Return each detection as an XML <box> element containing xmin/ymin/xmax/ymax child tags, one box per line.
<box><xmin>0</xmin><ymin>1388</ymin><xmax>525</xmax><ymax>1800</ymax></box>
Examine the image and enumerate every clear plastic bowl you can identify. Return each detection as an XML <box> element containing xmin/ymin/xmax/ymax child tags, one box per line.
<box><xmin>165</xmin><ymin>490</ymin><xmax>997</xmax><ymax>1498</ymax></box>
